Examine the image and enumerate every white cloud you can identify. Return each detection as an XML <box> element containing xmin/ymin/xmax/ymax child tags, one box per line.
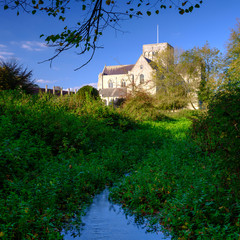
<box><xmin>21</xmin><ymin>41</ymin><xmax>47</xmax><ymax>51</ymax></box>
<box><xmin>0</xmin><ymin>51</ymin><xmax>14</xmax><ymax>56</ymax></box>
<box><xmin>0</xmin><ymin>44</ymin><xmax>7</xmax><ymax>48</ymax></box>
<box><xmin>0</xmin><ymin>49</ymin><xmax>15</xmax><ymax>60</ymax></box>
<box><xmin>36</xmin><ymin>79</ymin><xmax>54</xmax><ymax>84</ymax></box>
<box><xmin>11</xmin><ymin>41</ymin><xmax>47</xmax><ymax>51</ymax></box>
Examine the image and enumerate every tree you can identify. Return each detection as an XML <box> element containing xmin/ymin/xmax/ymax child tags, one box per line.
<box><xmin>151</xmin><ymin>49</ymin><xmax>188</xmax><ymax>110</ymax></box>
<box><xmin>178</xmin><ymin>49</ymin><xmax>203</xmax><ymax>109</ymax></box>
<box><xmin>1</xmin><ymin>0</ymin><xmax>203</xmax><ymax>70</ymax></box>
<box><xmin>77</xmin><ymin>85</ymin><xmax>99</xmax><ymax>100</ymax></box>
<box><xmin>179</xmin><ymin>42</ymin><xmax>224</xmax><ymax>107</ymax></box>
<box><xmin>226</xmin><ymin>19</ymin><xmax>240</xmax><ymax>84</ymax></box>
<box><xmin>0</xmin><ymin>60</ymin><xmax>38</xmax><ymax>94</ymax></box>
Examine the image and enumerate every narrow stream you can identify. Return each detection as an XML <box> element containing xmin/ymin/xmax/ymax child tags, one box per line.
<box><xmin>63</xmin><ymin>189</ymin><xmax>171</xmax><ymax>240</ymax></box>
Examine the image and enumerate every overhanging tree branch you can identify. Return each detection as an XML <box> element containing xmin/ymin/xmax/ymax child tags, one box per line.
<box><xmin>1</xmin><ymin>0</ymin><xmax>203</xmax><ymax>69</ymax></box>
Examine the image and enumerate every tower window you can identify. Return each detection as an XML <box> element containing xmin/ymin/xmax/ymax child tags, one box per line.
<box><xmin>140</xmin><ymin>74</ymin><xmax>144</xmax><ymax>84</ymax></box>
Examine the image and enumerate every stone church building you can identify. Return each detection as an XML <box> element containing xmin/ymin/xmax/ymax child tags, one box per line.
<box><xmin>97</xmin><ymin>42</ymin><xmax>199</xmax><ymax>109</ymax></box>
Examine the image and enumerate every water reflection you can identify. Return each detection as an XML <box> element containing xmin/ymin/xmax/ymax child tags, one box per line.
<box><xmin>63</xmin><ymin>189</ymin><xmax>171</xmax><ymax>240</ymax></box>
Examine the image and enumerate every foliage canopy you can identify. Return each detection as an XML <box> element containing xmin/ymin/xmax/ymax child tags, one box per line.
<box><xmin>76</xmin><ymin>85</ymin><xmax>99</xmax><ymax>100</ymax></box>
<box><xmin>226</xmin><ymin>19</ymin><xmax>240</xmax><ymax>84</ymax></box>
<box><xmin>0</xmin><ymin>60</ymin><xmax>38</xmax><ymax>94</ymax></box>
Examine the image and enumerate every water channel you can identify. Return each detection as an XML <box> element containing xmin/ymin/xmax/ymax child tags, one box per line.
<box><xmin>63</xmin><ymin>189</ymin><xmax>171</xmax><ymax>240</ymax></box>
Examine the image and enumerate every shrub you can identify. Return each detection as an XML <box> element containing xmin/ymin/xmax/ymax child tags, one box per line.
<box><xmin>76</xmin><ymin>85</ymin><xmax>99</xmax><ymax>100</ymax></box>
<box><xmin>121</xmin><ymin>92</ymin><xmax>167</xmax><ymax>121</ymax></box>
<box><xmin>191</xmin><ymin>83</ymin><xmax>240</xmax><ymax>170</ymax></box>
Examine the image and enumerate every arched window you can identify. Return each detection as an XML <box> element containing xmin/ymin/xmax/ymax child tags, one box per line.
<box><xmin>108</xmin><ymin>79</ymin><xmax>113</xmax><ymax>88</ymax></box>
<box><xmin>140</xmin><ymin>74</ymin><xmax>144</xmax><ymax>84</ymax></box>
<box><xmin>121</xmin><ymin>80</ymin><xmax>126</xmax><ymax>87</ymax></box>
<box><xmin>131</xmin><ymin>74</ymin><xmax>134</xmax><ymax>81</ymax></box>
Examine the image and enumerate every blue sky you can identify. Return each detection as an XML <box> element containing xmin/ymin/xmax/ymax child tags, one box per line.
<box><xmin>0</xmin><ymin>1</ymin><xmax>239</xmax><ymax>90</ymax></box>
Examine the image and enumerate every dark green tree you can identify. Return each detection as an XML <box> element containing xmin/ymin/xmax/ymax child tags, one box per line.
<box><xmin>0</xmin><ymin>60</ymin><xmax>38</xmax><ymax>94</ymax></box>
<box><xmin>77</xmin><ymin>85</ymin><xmax>99</xmax><ymax>100</ymax></box>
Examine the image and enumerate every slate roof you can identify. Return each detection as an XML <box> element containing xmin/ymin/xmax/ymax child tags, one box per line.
<box><xmin>103</xmin><ymin>64</ymin><xmax>135</xmax><ymax>75</ymax></box>
<box><xmin>99</xmin><ymin>88</ymin><xmax>127</xmax><ymax>98</ymax></box>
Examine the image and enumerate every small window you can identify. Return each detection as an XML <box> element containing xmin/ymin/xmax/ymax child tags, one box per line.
<box><xmin>108</xmin><ymin>80</ymin><xmax>113</xmax><ymax>88</ymax></box>
<box><xmin>140</xmin><ymin>65</ymin><xmax>143</xmax><ymax>69</ymax></box>
<box><xmin>121</xmin><ymin>80</ymin><xmax>126</xmax><ymax>87</ymax></box>
<box><xmin>140</xmin><ymin>74</ymin><xmax>144</xmax><ymax>84</ymax></box>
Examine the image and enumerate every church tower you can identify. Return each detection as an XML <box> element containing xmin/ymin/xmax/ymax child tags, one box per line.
<box><xmin>142</xmin><ymin>42</ymin><xmax>174</xmax><ymax>61</ymax></box>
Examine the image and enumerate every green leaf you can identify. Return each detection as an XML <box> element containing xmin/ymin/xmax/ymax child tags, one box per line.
<box><xmin>4</xmin><ymin>5</ymin><xmax>9</xmax><ymax>10</ymax></box>
<box><xmin>182</xmin><ymin>1</ymin><xmax>187</xmax><ymax>7</ymax></box>
<box><xmin>155</xmin><ymin>10</ymin><xmax>159</xmax><ymax>14</ymax></box>
<box><xmin>32</xmin><ymin>10</ymin><xmax>37</xmax><ymax>14</ymax></box>
<box><xmin>40</xmin><ymin>34</ymin><xmax>44</xmax><ymax>38</ymax></box>
<box><xmin>195</xmin><ymin>4</ymin><xmax>200</xmax><ymax>8</ymax></box>
<box><xmin>82</xmin><ymin>4</ymin><xmax>86</xmax><ymax>10</ymax></box>
<box><xmin>189</xmin><ymin>6</ymin><xmax>193</xmax><ymax>12</ymax></box>
<box><xmin>146</xmin><ymin>11</ymin><xmax>151</xmax><ymax>16</ymax></box>
<box><xmin>179</xmin><ymin>8</ymin><xmax>185</xmax><ymax>15</ymax></box>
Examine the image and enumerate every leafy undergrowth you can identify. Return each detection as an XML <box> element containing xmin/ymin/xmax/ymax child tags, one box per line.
<box><xmin>0</xmin><ymin>90</ymin><xmax>165</xmax><ymax>239</ymax></box>
<box><xmin>1</xmin><ymin>90</ymin><xmax>239</xmax><ymax>239</ymax></box>
<box><xmin>110</xmin><ymin>119</ymin><xmax>240</xmax><ymax>239</ymax></box>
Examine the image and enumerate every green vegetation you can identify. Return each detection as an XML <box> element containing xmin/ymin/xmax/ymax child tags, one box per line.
<box><xmin>0</xmin><ymin>90</ymin><xmax>163</xmax><ymax>239</ymax></box>
<box><xmin>192</xmin><ymin>82</ymin><xmax>240</xmax><ymax>170</ymax></box>
<box><xmin>110</xmin><ymin>117</ymin><xmax>240</xmax><ymax>239</ymax></box>
<box><xmin>120</xmin><ymin>92</ymin><xmax>167</xmax><ymax>121</ymax></box>
<box><xmin>76</xmin><ymin>85</ymin><xmax>99</xmax><ymax>101</ymax></box>
<box><xmin>1</xmin><ymin>87</ymin><xmax>239</xmax><ymax>239</ymax></box>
